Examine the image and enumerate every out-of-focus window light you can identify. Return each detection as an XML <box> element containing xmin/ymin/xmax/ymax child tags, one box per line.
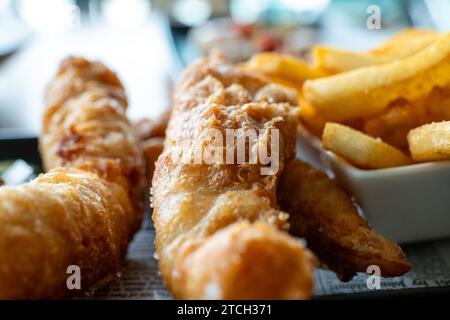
<box><xmin>281</xmin><ymin>0</ymin><xmax>330</xmax><ymax>12</ymax></box>
<box><xmin>230</xmin><ymin>0</ymin><xmax>269</xmax><ymax>24</ymax></box>
<box><xmin>0</xmin><ymin>0</ymin><xmax>10</xmax><ymax>12</ymax></box>
<box><xmin>280</xmin><ymin>0</ymin><xmax>330</xmax><ymax>24</ymax></box>
<box><xmin>425</xmin><ymin>0</ymin><xmax>450</xmax><ymax>31</ymax></box>
<box><xmin>102</xmin><ymin>0</ymin><xmax>151</xmax><ymax>28</ymax></box>
<box><xmin>172</xmin><ymin>0</ymin><xmax>211</xmax><ymax>27</ymax></box>
<box><xmin>17</xmin><ymin>0</ymin><xmax>80</xmax><ymax>32</ymax></box>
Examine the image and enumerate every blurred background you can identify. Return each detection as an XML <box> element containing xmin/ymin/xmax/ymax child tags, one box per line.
<box><xmin>0</xmin><ymin>0</ymin><xmax>449</xmax><ymax>136</ymax></box>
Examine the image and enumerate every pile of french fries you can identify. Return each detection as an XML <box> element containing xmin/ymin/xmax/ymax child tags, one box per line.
<box><xmin>245</xmin><ymin>29</ymin><xmax>450</xmax><ymax>169</ymax></box>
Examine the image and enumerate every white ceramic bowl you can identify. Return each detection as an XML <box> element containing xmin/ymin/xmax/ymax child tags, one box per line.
<box><xmin>297</xmin><ymin>126</ymin><xmax>450</xmax><ymax>244</ymax></box>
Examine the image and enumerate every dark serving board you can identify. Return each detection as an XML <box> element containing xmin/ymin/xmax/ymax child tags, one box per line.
<box><xmin>0</xmin><ymin>134</ymin><xmax>41</xmax><ymax>165</ymax></box>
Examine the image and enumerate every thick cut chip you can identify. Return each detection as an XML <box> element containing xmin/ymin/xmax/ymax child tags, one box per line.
<box><xmin>299</xmin><ymin>96</ymin><xmax>327</xmax><ymax>137</ymax></box>
<box><xmin>362</xmin><ymin>85</ymin><xmax>450</xmax><ymax>150</ymax></box>
<box><xmin>362</xmin><ymin>100</ymin><xmax>427</xmax><ymax>150</ymax></box>
<box><xmin>408</xmin><ymin>121</ymin><xmax>450</xmax><ymax>162</ymax></box>
<box><xmin>322</xmin><ymin>123</ymin><xmax>412</xmax><ymax>169</ymax></box>
<box><xmin>245</xmin><ymin>52</ymin><xmax>324</xmax><ymax>88</ymax></box>
<box><xmin>304</xmin><ymin>33</ymin><xmax>450</xmax><ymax>121</ymax></box>
<box><xmin>313</xmin><ymin>47</ymin><xmax>391</xmax><ymax>73</ymax></box>
<box><xmin>313</xmin><ymin>28</ymin><xmax>439</xmax><ymax>73</ymax></box>
<box><xmin>370</xmin><ymin>28</ymin><xmax>439</xmax><ymax>57</ymax></box>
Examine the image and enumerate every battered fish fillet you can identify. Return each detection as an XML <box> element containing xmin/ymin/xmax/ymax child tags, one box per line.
<box><xmin>152</xmin><ymin>54</ymin><xmax>316</xmax><ymax>299</ymax></box>
<box><xmin>0</xmin><ymin>168</ymin><xmax>134</xmax><ymax>299</ymax></box>
<box><xmin>0</xmin><ymin>57</ymin><xmax>145</xmax><ymax>298</ymax></box>
<box><xmin>278</xmin><ymin>159</ymin><xmax>411</xmax><ymax>281</ymax></box>
<box><xmin>41</xmin><ymin>57</ymin><xmax>146</xmax><ymax>218</ymax></box>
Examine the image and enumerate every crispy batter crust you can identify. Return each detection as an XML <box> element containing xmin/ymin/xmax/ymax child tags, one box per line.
<box><xmin>278</xmin><ymin>159</ymin><xmax>411</xmax><ymax>281</ymax></box>
<box><xmin>0</xmin><ymin>57</ymin><xmax>145</xmax><ymax>298</ymax></box>
<box><xmin>41</xmin><ymin>56</ymin><xmax>145</xmax><ymax>225</ymax></box>
<box><xmin>0</xmin><ymin>169</ymin><xmax>134</xmax><ymax>299</ymax></box>
<box><xmin>152</xmin><ymin>54</ymin><xmax>315</xmax><ymax>299</ymax></box>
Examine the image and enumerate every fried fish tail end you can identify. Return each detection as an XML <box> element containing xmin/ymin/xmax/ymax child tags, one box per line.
<box><xmin>278</xmin><ymin>159</ymin><xmax>411</xmax><ymax>281</ymax></box>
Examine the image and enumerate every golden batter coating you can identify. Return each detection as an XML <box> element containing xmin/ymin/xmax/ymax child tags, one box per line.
<box><xmin>0</xmin><ymin>57</ymin><xmax>145</xmax><ymax>299</ymax></box>
<box><xmin>278</xmin><ymin>159</ymin><xmax>411</xmax><ymax>281</ymax></box>
<box><xmin>152</xmin><ymin>54</ymin><xmax>316</xmax><ymax>299</ymax></box>
<box><xmin>0</xmin><ymin>168</ymin><xmax>134</xmax><ymax>299</ymax></box>
<box><xmin>179</xmin><ymin>222</ymin><xmax>315</xmax><ymax>299</ymax></box>
<box><xmin>41</xmin><ymin>56</ymin><xmax>146</xmax><ymax>220</ymax></box>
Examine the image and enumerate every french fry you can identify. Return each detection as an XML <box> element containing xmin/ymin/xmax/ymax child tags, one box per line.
<box><xmin>362</xmin><ymin>100</ymin><xmax>427</xmax><ymax>150</ymax></box>
<box><xmin>359</xmin><ymin>85</ymin><xmax>450</xmax><ymax>151</ymax></box>
<box><xmin>312</xmin><ymin>46</ymin><xmax>391</xmax><ymax>73</ymax></box>
<box><xmin>244</xmin><ymin>52</ymin><xmax>325</xmax><ymax>88</ymax></box>
<box><xmin>304</xmin><ymin>33</ymin><xmax>450</xmax><ymax>121</ymax></box>
<box><xmin>322</xmin><ymin>123</ymin><xmax>412</xmax><ymax>169</ymax></box>
<box><xmin>299</xmin><ymin>95</ymin><xmax>327</xmax><ymax>137</ymax></box>
<box><xmin>408</xmin><ymin>121</ymin><xmax>450</xmax><ymax>162</ymax></box>
<box><xmin>313</xmin><ymin>29</ymin><xmax>439</xmax><ymax>73</ymax></box>
<box><xmin>422</xmin><ymin>86</ymin><xmax>450</xmax><ymax>121</ymax></box>
<box><xmin>370</xmin><ymin>28</ymin><xmax>439</xmax><ymax>57</ymax></box>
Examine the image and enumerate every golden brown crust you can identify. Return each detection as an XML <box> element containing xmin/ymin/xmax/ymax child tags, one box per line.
<box><xmin>178</xmin><ymin>222</ymin><xmax>315</xmax><ymax>299</ymax></box>
<box><xmin>278</xmin><ymin>159</ymin><xmax>411</xmax><ymax>281</ymax></box>
<box><xmin>152</xmin><ymin>54</ymin><xmax>315</xmax><ymax>299</ymax></box>
<box><xmin>0</xmin><ymin>57</ymin><xmax>145</xmax><ymax>299</ymax></box>
<box><xmin>0</xmin><ymin>168</ymin><xmax>134</xmax><ymax>299</ymax></box>
<box><xmin>41</xmin><ymin>56</ymin><xmax>146</xmax><ymax>225</ymax></box>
